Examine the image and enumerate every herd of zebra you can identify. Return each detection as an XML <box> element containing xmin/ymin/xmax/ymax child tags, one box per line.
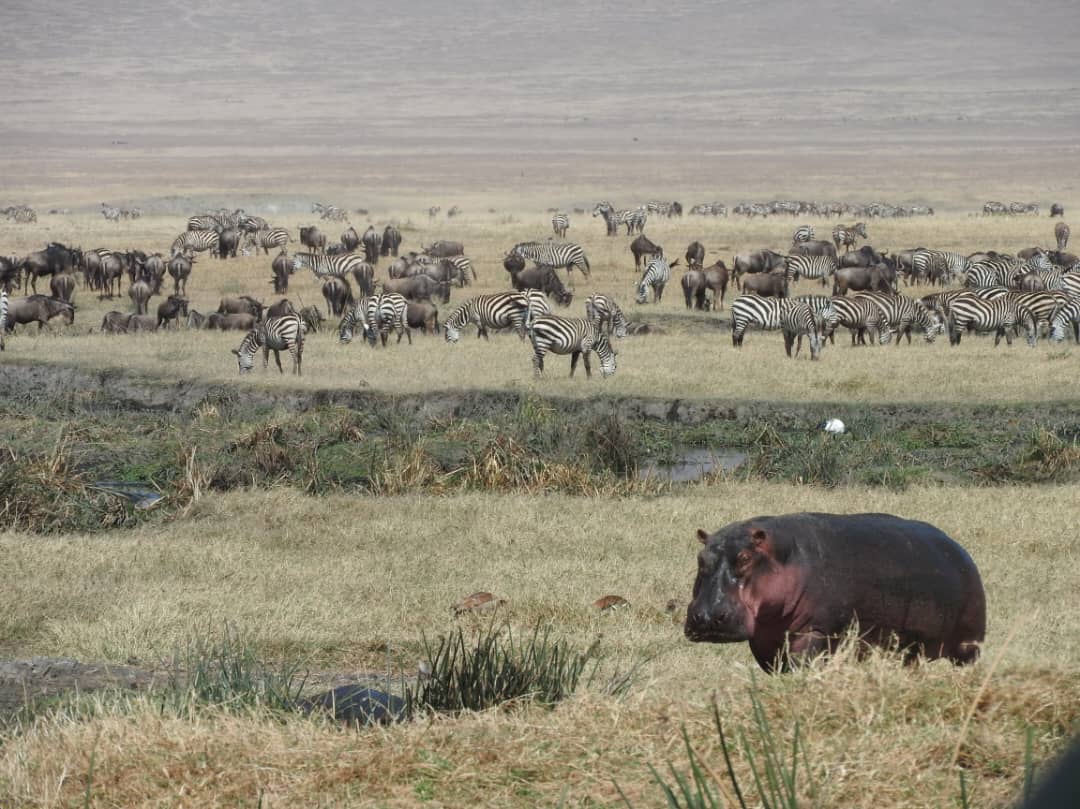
<box><xmin>4</xmin><ymin>205</ymin><xmax>37</xmax><ymax>223</ymax></box>
<box><xmin>100</xmin><ymin>203</ymin><xmax>143</xmax><ymax>222</ymax></box>
<box><xmin>982</xmin><ymin>201</ymin><xmax>1051</xmax><ymax>217</ymax></box>
<box><xmin>692</xmin><ymin>200</ymin><xmax>935</xmax><ymax>219</ymax></box>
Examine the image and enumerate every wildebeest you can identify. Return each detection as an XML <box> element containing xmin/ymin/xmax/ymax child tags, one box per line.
<box><xmin>1050</xmin><ymin>203</ymin><xmax>1065</xmax><ymax>218</ymax></box>
<box><xmin>361</xmin><ymin>226</ymin><xmax>382</xmax><ymax>263</ymax></box>
<box><xmin>382</xmin><ymin>225</ymin><xmax>402</xmax><ymax>257</ymax></box>
<box><xmin>218</xmin><ymin>295</ymin><xmax>264</xmax><ymax>321</ymax></box>
<box><xmin>206</xmin><ymin>312</ymin><xmax>257</xmax><ymax>330</ymax></box>
<box><xmin>685</xmin><ymin>241</ymin><xmax>705</xmax><ymax>270</ymax></box>
<box><xmin>167</xmin><ymin>254</ymin><xmax>193</xmax><ymax>296</ymax></box>
<box><xmin>270</xmin><ymin>252</ymin><xmax>293</xmax><ymax>294</ymax></box>
<box><xmin>630</xmin><ymin>234</ymin><xmax>663</xmax><ymax>270</ymax></box>
<box><xmin>156</xmin><ymin>296</ymin><xmax>189</xmax><ymax>329</ymax></box>
<box><xmin>832</xmin><ymin>265</ymin><xmax>893</xmax><ymax>296</ymax></box>
<box><xmin>789</xmin><ymin>240</ymin><xmax>838</xmax><ymax>260</ymax></box>
<box><xmin>406</xmin><ymin>302</ymin><xmax>440</xmax><ymax>334</ymax></box>
<box><xmin>141</xmin><ymin>253</ymin><xmax>167</xmax><ymax>294</ymax></box>
<box><xmin>382</xmin><ymin>274</ymin><xmax>451</xmax><ymax>305</ymax></box>
<box><xmin>732</xmin><ymin>249</ymin><xmax>786</xmax><ymax>289</ymax></box>
<box><xmin>351</xmin><ymin>262</ymin><xmax>375</xmax><ymax>297</ymax></box>
<box><xmin>300</xmin><ymin>226</ymin><xmax>327</xmax><ymax>254</ymax></box>
<box><xmin>23</xmin><ymin>242</ymin><xmax>81</xmax><ymax>294</ymax></box>
<box><xmin>266</xmin><ymin>299</ymin><xmax>297</xmax><ymax>319</ymax></box>
<box><xmin>50</xmin><ymin>273</ymin><xmax>76</xmax><ymax>303</ymax></box>
<box><xmin>218</xmin><ymin>227</ymin><xmax>241</xmax><ymax>260</ymax></box>
<box><xmin>299</xmin><ymin>306</ymin><xmax>325</xmax><ymax>333</ymax></box>
<box><xmin>0</xmin><ymin>256</ymin><xmax>21</xmax><ymax>291</ymax></box>
<box><xmin>4</xmin><ymin>295</ymin><xmax>75</xmax><ymax>332</ymax></box>
<box><xmin>1056</xmin><ymin>222</ymin><xmax>1070</xmax><ymax>251</ymax></box>
<box><xmin>507</xmin><ymin>266</ymin><xmax>573</xmax><ymax>306</ymax></box>
<box><xmin>702</xmin><ymin>261</ymin><xmax>730</xmax><ymax>311</ymax></box>
<box><xmin>340</xmin><ymin>226</ymin><xmax>360</xmax><ymax>252</ymax></box>
<box><xmin>423</xmin><ymin>240</ymin><xmax>464</xmax><ymax>258</ymax></box>
<box><xmin>741</xmin><ymin>270</ymin><xmax>789</xmax><ymax>298</ymax></box>
<box><xmin>101</xmin><ymin>311</ymin><xmax>131</xmax><ymax>334</ymax></box>
<box><xmin>322</xmin><ymin>276</ymin><xmax>354</xmax><ymax>316</ymax></box>
<box><xmin>837</xmin><ymin>245</ymin><xmax>886</xmax><ymax>269</ymax></box>
<box><xmin>128</xmin><ymin>280</ymin><xmax>153</xmax><ymax>315</ymax></box>
<box><xmin>681</xmin><ymin>269</ymin><xmax>707</xmax><ymax>310</ymax></box>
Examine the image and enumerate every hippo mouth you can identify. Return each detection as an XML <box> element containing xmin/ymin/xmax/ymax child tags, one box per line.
<box><xmin>684</xmin><ymin>623</ymin><xmax>747</xmax><ymax>644</ymax></box>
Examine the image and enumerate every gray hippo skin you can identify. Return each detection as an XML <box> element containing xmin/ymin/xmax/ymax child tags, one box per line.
<box><xmin>685</xmin><ymin>512</ymin><xmax>986</xmax><ymax>672</ymax></box>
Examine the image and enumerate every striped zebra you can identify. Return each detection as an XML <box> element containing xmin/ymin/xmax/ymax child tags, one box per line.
<box><xmin>292</xmin><ymin>251</ymin><xmax>370</xmax><ymax>279</ymax></box>
<box><xmin>618</xmin><ymin>207</ymin><xmax>648</xmax><ymax>235</ymax></box>
<box><xmin>793</xmin><ymin>294</ymin><xmax>839</xmax><ymax>337</ymax></box>
<box><xmin>636</xmin><ymin>256</ymin><xmax>677</xmax><ymax>304</ymax></box>
<box><xmin>592</xmin><ymin>202</ymin><xmax>619</xmax><ymax>236</ymax></box>
<box><xmin>826</xmin><ymin>295</ymin><xmax>887</xmax><ymax>345</ymax></box>
<box><xmin>527</xmin><ymin>315</ymin><xmax>617</xmax><ymax>378</ymax></box>
<box><xmin>786</xmin><ymin>254</ymin><xmax>836</xmax><ymax>286</ymax></box>
<box><xmin>1062</xmin><ymin>273</ymin><xmax>1080</xmax><ymax>300</ymax></box>
<box><xmin>947</xmin><ymin>293</ymin><xmax>1031</xmax><ymax>347</ymax></box>
<box><xmin>338</xmin><ymin>297</ymin><xmax>376</xmax><ymax>344</ymax></box>
<box><xmin>313</xmin><ymin>203</ymin><xmax>348</xmax><ymax>221</ymax></box>
<box><xmin>171</xmin><ymin>229</ymin><xmax>219</xmax><ymax>257</ymax></box>
<box><xmin>585</xmin><ymin>294</ymin><xmax>628</xmax><ymax>338</ymax></box>
<box><xmin>101</xmin><ymin>203</ymin><xmax>121</xmax><ymax>222</ymax></box>
<box><xmin>367</xmin><ymin>293</ymin><xmax>412</xmax><ymax>346</ymax></box>
<box><xmin>831</xmin><ymin>222</ymin><xmax>867</xmax><ymax>253</ymax></box>
<box><xmin>0</xmin><ymin>287</ymin><xmax>7</xmax><ymax>351</ymax></box>
<box><xmin>510</xmin><ymin>241</ymin><xmax>590</xmax><ymax>276</ymax></box>
<box><xmin>442</xmin><ymin>255</ymin><xmax>477</xmax><ymax>285</ymax></box>
<box><xmin>792</xmin><ymin>225</ymin><xmax>815</xmax><ymax>244</ymax></box>
<box><xmin>1010</xmin><ymin>291</ymin><xmax>1070</xmax><ymax>343</ymax></box>
<box><xmin>187</xmin><ymin>214</ymin><xmax>221</xmax><ymax>231</ymax></box>
<box><xmin>854</xmin><ymin>292</ymin><xmax>945</xmax><ymax>345</ymax></box>
<box><xmin>730</xmin><ymin>296</ymin><xmax>824</xmax><ymax>359</ymax></box>
<box><xmin>912</xmin><ymin>250</ymin><xmax>970</xmax><ymax>286</ymax></box>
<box><xmin>232</xmin><ymin>314</ymin><xmax>305</xmax><ymax>375</ymax></box>
<box><xmin>443</xmin><ymin>292</ymin><xmax>550</xmax><ymax>342</ymax></box>
<box><xmin>1049</xmin><ymin>297</ymin><xmax>1080</xmax><ymax>343</ymax></box>
<box><xmin>551</xmin><ymin>212</ymin><xmax>570</xmax><ymax>238</ymax></box>
<box><xmin>244</xmin><ymin>227</ymin><xmax>291</xmax><ymax>255</ymax></box>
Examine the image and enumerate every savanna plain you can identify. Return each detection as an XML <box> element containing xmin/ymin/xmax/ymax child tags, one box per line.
<box><xmin>1</xmin><ymin>197</ymin><xmax>1079</xmax><ymax>808</ymax></box>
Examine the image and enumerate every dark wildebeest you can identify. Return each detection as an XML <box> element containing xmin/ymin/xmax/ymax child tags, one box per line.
<box><xmin>1055</xmin><ymin>222</ymin><xmax>1070</xmax><ymax>251</ymax></box>
<box><xmin>299</xmin><ymin>306</ymin><xmax>324</xmax><ymax>333</ymax></box>
<box><xmin>23</xmin><ymin>242</ymin><xmax>81</xmax><ymax>294</ymax></box>
<box><xmin>128</xmin><ymin>279</ymin><xmax>153</xmax><ymax>315</ymax></box>
<box><xmin>507</xmin><ymin>266</ymin><xmax>573</xmax><ymax>306</ymax></box>
<box><xmin>838</xmin><ymin>245</ymin><xmax>886</xmax><ymax>269</ymax></box>
<box><xmin>382</xmin><ymin>274</ymin><xmax>451</xmax><ymax>305</ymax></box>
<box><xmin>300</xmin><ymin>226</ymin><xmax>327</xmax><ymax>254</ymax></box>
<box><xmin>406</xmin><ymin>302</ymin><xmax>440</xmax><ymax>334</ymax></box>
<box><xmin>322</xmin><ymin>276</ymin><xmax>354</xmax><ymax>317</ymax></box>
<box><xmin>685</xmin><ymin>241</ymin><xmax>705</xmax><ymax>270</ymax></box>
<box><xmin>833</xmin><ymin>265</ymin><xmax>892</xmax><ymax>296</ymax></box>
<box><xmin>157</xmin><ymin>295</ymin><xmax>189</xmax><ymax>329</ymax></box>
<box><xmin>361</xmin><ymin>226</ymin><xmax>382</xmax><ymax>263</ymax></box>
<box><xmin>503</xmin><ymin>253</ymin><xmax>526</xmax><ymax>275</ymax></box>
<box><xmin>340</xmin><ymin>226</ymin><xmax>360</xmax><ymax>253</ymax></box>
<box><xmin>382</xmin><ymin>225</ymin><xmax>402</xmax><ymax>257</ymax></box>
<box><xmin>732</xmin><ymin>249</ymin><xmax>786</xmax><ymax>289</ymax></box>
<box><xmin>96</xmin><ymin>251</ymin><xmax>125</xmax><ymax>297</ymax></box>
<box><xmin>1017</xmin><ymin>246</ymin><xmax>1046</xmax><ymax>261</ymax></box>
<box><xmin>702</xmin><ymin>261</ymin><xmax>730</xmax><ymax>311</ymax></box>
<box><xmin>0</xmin><ymin>256</ymin><xmax>22</xmax><ymax>291</ymax></box>
<box><xmin>423</xmin><ymin>240</ymin><xmax>464</xmax><ymax>258</ymax></box>
<box><xmin>266</xmin><ymin>299</ymin><xmax>297</xmax><ymax>319</ymax></box>
<box><xmin>271</xmin><ymin>252</ymin><xmax>293</xmax><ymax>294</ymax></box>
<box><xmin>218</xmin><ymin>295</ymin><xmax>263</xmax><ymax>321</ymax></box>
<box><xmin>1050</xmin><ymin>203</ymin><xmax>1065</xmax><ymax>218</ymax></box>
<box><xmin>217</xmin><ymin>228</ymin><xmax>242</xmax><ymax>260</ymax></box>
<box><xmin>351</xmin><ymin>262</ymin><xmax>375</xmax><ymax>297</ymax></box>
<box><xmin>101</xmin><ymin>311</ymin><xmax>131</xmax><ymax>334</ymax></box>
<box><xmin>168</xmin><ymin>254</ymin><xmax>193</xmax><ymax>296</ymax></box>
<box><xmin>681</xmin><ymin>269</ymin><xmax>707</xmax><ymax>310</ymax></box>
<box><xmin>186</xmin><ymin>310</ymin><xmax>206</xmax><ymax>329</ymax></box>
<box><xmin>1047</xmin><ymin>250</ymin><xmax>1079</xmax><ymax>267</ymax></box>
<box><xmin>142</xmin><ymin>253</ymin><xmax>167</xmax><ymax>294</ymax></box>
<box><xmin>789</xmin><ymin>239</ymin><xmax>838</xmax><ymax>261</ymax></box>
<box><xmin>206</xmin><ymin>312</ymin><xmax>257</xmax><ymax>330</ymax></box>
<box><xmin>50</xmin><ymin>273</ymin><xmax>76</xmax><ymax>303</ymax></box>
<box><xmin>630</xmin><ymin>234</ymin><xmax>663</xmax><ymax>270</ymax></box>
<box><xmin>892</xmin><ymin>247</ymin><xmax>927</xmax><ymax>283</ymax></box>
<box><xmin>741</xmin><ymin>270</ymin><xmax>789</xmax><ymax>298</ymax></box>
<box><xmin>4</xmin><ymin>295</ymin><xmax>75</xmax><ymax>332</ymax></box>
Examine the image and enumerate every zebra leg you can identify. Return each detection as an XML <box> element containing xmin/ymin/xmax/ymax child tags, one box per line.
<box><xmin>293</xmin><ymin>344</ymin><xmax>302</xmax><ymax>375</ymax></box>
<box><xmin>570</xmin><ymin>350</ymin><xmax>582</xmax><ymax>377</ymax></box>
<box><xmin>532</xmin><ymin>349</ymin><xmax>544</xmax><ymax>376</ymax></box>
<box><xmin>783</xmin><ymin>332</ymin><xmax>795</xmax><ymax>358</ymax></box>
<box><xmin>272</xmin><ymin>348</ymin><xmax>285</xmax><ymax>373</ymax></box>
<box><xmin>582</xmin><ymin>350</ymin><xmax>593</xmax><ymax>378</ymax></box>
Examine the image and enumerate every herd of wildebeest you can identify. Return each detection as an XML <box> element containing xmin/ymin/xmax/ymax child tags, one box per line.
<box><xmin>1</xmin><ymin>199</ymin><xmax>1078</xmax><ymax>375</ymax></box>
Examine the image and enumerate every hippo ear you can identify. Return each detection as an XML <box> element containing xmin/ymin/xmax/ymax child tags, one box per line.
<box><xmin>696</xmin><ymin>529</ymin><xmax>710</xmax><ymax>545</ymax></box>
<box><xmin>750</xmin><ymin>528</ymin><xmax>774</xmax><ymax>556</ymax></box>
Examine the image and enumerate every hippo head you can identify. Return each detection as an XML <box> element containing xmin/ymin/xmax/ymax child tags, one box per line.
<box><xmin>685</xmin><ymin>521</ymin><xmax>794</xmax><ymax>645</ymax></box>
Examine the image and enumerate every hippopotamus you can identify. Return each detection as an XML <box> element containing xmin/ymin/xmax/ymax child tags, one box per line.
<box><xmin>684</xmin><ymin>513</ymin><xmax>986</xmax><ymax>672</ymax></box>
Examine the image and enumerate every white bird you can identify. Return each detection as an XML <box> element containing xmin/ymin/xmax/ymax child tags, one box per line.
<box><xmin>819</xmin><ymin>418</ymin><xmax>846</xmax><ymax>435</ymax></box>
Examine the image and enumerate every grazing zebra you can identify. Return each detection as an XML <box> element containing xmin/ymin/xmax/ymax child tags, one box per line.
<box><xmin>690</xmin><ymin>203</ymin><xmax>728</xmax><ymax>216</ymax></box>
<box><xmin>245</xmin><ymin>227</ymin><xmax>291</xmax><ymax>255</ymax></box>
<box><xmin>947</xmin><ymin>293</ymin><xmax>1031</xmax><ymax>347</ymax></box>
<box><xmin>983</xmin><ymin>201</ymin><xmax>1008</xmax><ymax>216</ymax></box>
<box><xmin>442</xmin><ymin>255</ymin><xmax>477</xmax><ymax>285</ymax></box>
<box><xmin>292</xmin><ymin>251</ymin><xmax>370</xmax><ymax>279</ymax></box>
<box><xmin>793</xmin><ymin>294</ymin><xmax>839</xmax><ymax>337</ymax></box>
<box><xmin>1010</xmin><ymin>291</ymin><xmax>1070</xmax><ymax>342</ymax></box>
<box><xmin>510</xmin><ymin>241</ymin><xmax>590</xmax><ymax>276</ymax></box>
<box><xmin>365</xmin><ymin>293</ymin><xmax>412</xmax><ymax>346</ymax></box>
<box><xmin>1056</xmin><ymin>222</ymin><xmax>1070</xmax><ymax>251</ymax></box>
<box><xmin>0</xmin><ymin>288</ymin><xmax>7</xmax><ymax>351</ymax></box>
<box><xmin>792</xmin><ymin>225</ymin><xmax>815</xmax><ymax>244</ymax></box>
<box><xmin>635</xmin><ymin>256</ymin><xmax>677</xmax><ymax>304</ymax></box>
<box><xmin>443</xmin><ymin>292</ymin><xmax>550</xmax><ymax>342</ymax></box>
<box><xmin>730</xmin><ymin>296</ymin><xmax>823</xmax><ymax>358</ymax></box>
<box><xmin>527</xmin><ymin>315</ymin><xmax>617</xmax><ymax>378</ymax></box>
<box><xmin>551</xmin><ymin>212</ymin><xmax>570</xmax><ymax>238</ymax></box>
<box><xmin>585</xmin><ymin>294</ymin><xmax>628</xmax><ymax>338</ymax></box>
<box><xmin>232</xmin><ymin>314</ymin><xmax>305</xmax><ymax>375</ymax></box>
<box><xmin>171</xmin><ymin>229</ymin><xmax>219</xmax><ymax>257</ymax></box>
<box><xmin>338</xmin><ymin>297</ymin><xmax>376</xmax><ymax>344</ymax></box>
<box><xmin>786</xmin><ymin>254</ymin><xmax>836</xmax><ymax>287</ymax></box>
<box><xmin>964</xmin><ymin>258</ymin><xmax>1024</xmax><ymax>289</ymax></box>
<box><xmin>831</xmin><ymin>222</ymin><xmax>867</xmax><ymax>253</ymax></box>
<box><xmin>826</xmin><ymin>295</ymin><xmax>887</xmax><ymax>345</ymax></box>
<box><xmin>1049</xmin><ymin>297</ymin><xmax>1080</xmax><ymax>343</ymax></box>
<box><xmin>101</xmin><ymin>203</ymin><xmax>121</xmax><ymax>222</ymax></box>
<box><xmin>854</xmin><ymin>292</ymin><xmax>945</xmax><ymax>345</ymax></box>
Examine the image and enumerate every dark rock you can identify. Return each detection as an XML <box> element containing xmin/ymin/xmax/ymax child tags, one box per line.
<box><xmin>298</xmin><ymin>686</ymin><xmax>406</xmax><ymax>726</ymax></box>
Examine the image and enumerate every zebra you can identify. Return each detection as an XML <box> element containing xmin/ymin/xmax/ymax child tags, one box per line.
<box><xmin>443</xmin><ymin>292</ymin><xmax>550</xmax><ymax>342</ymax></box>
<box><xmin>365</xmin><ymin>293</ymin><xmax>412</xmax><ymax>346</ymax></box>
<box><xmin>1009</xmin><ymin>291</ymin><xmax>1070</xmax><ymax>342</ymax></box>
<box><xmin>826</xmin><ymin>295</ymin><xmax>887</xmax><ymax>345</ymax></box>
<box><xmin>526</xmin><ymin>315</ymin><xmax>617</xmax><ymax>378</ymax></box>
<box><xmin>1056</xmin><ymin>222</ymin><xmax>1070</xmax><ymax>251</ymax></box>
<box><xmin>1049</xmin><ymin>297</ymin><xmax>1080</xmax><ymax>343</ymax></box>
<box><xmin>1062</xmin><ymin>273</ymin><xmax>1080</xmax><ymax>300</ymax></box>
<box><xmin>338</xmin><ymin>297</ymin><xmax>376</xmax><ymax>344</ymax></box>
<box><xmin>427</xmin><ymin>206</ymin><xmax>441</xmax><ymax>219</ymax></box>
<box><xmin>618</xmin><ymin>207</ymin><xmax>648</xmax><ymax>235</ymax></box>
<box><xmin>792</xmin><ymin>225</ymin><xmax>815</xmax><ymax>244</ymax></box>
<box><xmin>187</xmin><ymin>214</ymin><xmax>221</xmax><ymax>231</ymax></box>
<box><xmin>313</xmin><ymin>203</ymin><xmax>348</xmax><ymax>221</ymax></box>
<box><xmin>171</xmin><ymin>229</ymin><xmax>219</xmax><ymax>257</ymax></box>
<box><xmin>831</xmin><ymin>222</ymin><xmax>867</xmax><ymax>253</ymax></box>
<box><xmin>947</xmin><ymin>293</ymin><xmax>1032</xmax><ymax>347</ymax></box>
<box><xmin>551</xmin><ymin>212</ymin><xmax>570</xmax><ymax>238</ymax></box>
<box><xmin>854</xmin><ymin>292</ymin><xmax>945</xmax><ymax>345</ymax></box>
<box><xmin>730</xmin><ymin>296</ymin><xmax>823</xmax><ymax>359</ymax></box>
<box><xmin>0</xmin><ymin>287</ymin><xmax>7</xmax><ymax>351</ymax></box>
<box><xmin>292</xmin><ymin>252</ymin><xmax>370</xmax><ymax>279</ymax></box>
<box><xmin>101</xmin><ymin>203</ymin><xmax>121</xmax><ymax>222</ymax></box>
<box><xmin>592</xmin><ymin>202</ymin><xmax>619</xmax><ymax>236</ymax></box>
<box><xmin>786</xmin><ymin>254</ymin><xmax>836</xmax><ymax>287</ymax></box>
<box><xmin>442</xmin><ymin>255</ymin><xmax>477</xmax><ymax>285</ymax></box>
<box><xmin>911</xmin><ymin>250</ymin><xmax>970</xmax><ymax>286</ymax></box>
<box><xmin>793</xmin><ymin>294</ymin><xmax>839</xmax><ymax>337</ymax></box>
<box><xmin>510</xmin><ymin>241</ymin><xmax>590</xmax><ymax>276</ymax></box>
<box><xmin>232</xmin><ymin>314</ymin><xmax>305</xmax><ymax>375</ymax></box>
<box><xmin>244</xmin><ymin>227</ymin><xmax>291</xmax><ymax>255</ymax></box>
<box><xmin>585</xmin><ymin>294</ymin><xmax>628</xmax><ymax>338</ymax></box>
<box><xmin>635</xmin><ymin>256</ymin><xmax>677</xmax><ymax>304</ymax></box>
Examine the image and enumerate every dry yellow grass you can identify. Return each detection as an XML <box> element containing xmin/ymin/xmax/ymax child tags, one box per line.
<box><xmin>0</xmin><ymin>484</ymin><xmax>1077</xmax><ymax>808</ymax></box>
<box><xmin>2</xmin><ymin>211</ymin><xmax>1076</xmax><ymax>405</ymax></box>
